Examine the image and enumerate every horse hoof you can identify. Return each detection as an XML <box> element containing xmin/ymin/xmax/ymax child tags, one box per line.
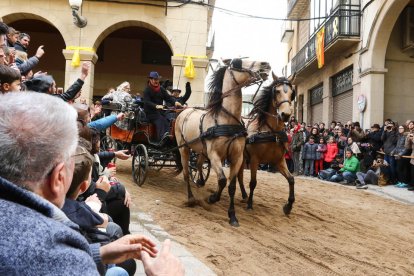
<box><xmin>196</xmin><ymin>179</ymin><xmax>205</xmax><ymax>187</ymax></box>
<box><xmin>283</xmin><ymin>204</ymin><xmax>292</xmax><ymax>215</ymax></box>
<box><xmin>229</xmin><ymin>219</ymin><xmax>240</xmax><ymax>227</ymax></box>
<box><xmin>208</xmin><ymin>194</ymin><xmax>216</xmax><ymax>204</ymax></box>
<box><xmin>187</xmin><ymin>197</ymin><xmax>197</xmax><ymax>207</ymax></box>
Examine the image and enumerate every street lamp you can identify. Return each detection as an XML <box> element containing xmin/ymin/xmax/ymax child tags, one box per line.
<box><xmin>69</xmin><ymin>0</ymin><xmax>87</xmax><ymax>28</ymax></box>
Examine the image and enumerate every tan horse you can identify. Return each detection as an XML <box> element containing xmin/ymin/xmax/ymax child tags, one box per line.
<box><xmin>238</xmin><ymin>72</ymin><xmax>296</xmax><ymax>215</ymax></box>
<box><xmin>175</xmin><ymin>58</ymin><xmax>271</xmax><ymax>227</ymax></box>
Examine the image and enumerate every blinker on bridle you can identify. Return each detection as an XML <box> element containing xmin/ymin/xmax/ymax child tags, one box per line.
<box><xmin>272</xmin><ymin>79</ymin><xmax>295</xmax><ymax>108</ymax></box>
<box><xmin>228</xmin><ymin>59</ymin><xmax>263</xmax><ymax>86</ymax></box>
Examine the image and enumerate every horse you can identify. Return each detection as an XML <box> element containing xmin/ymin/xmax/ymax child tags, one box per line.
<box><xmin>237</xmin><ymin>72</ymin><xmax>296</xmax><ymax>215</ymax></box>
<box><xmin>175</xmin><ymin>58</ymin><xmax>271</xmax><ymax>227</ymax></box>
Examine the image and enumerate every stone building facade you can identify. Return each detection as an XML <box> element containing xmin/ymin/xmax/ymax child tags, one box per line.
<box><xmin>282</xmin><ymin>0</ymin><xmax>414</xmax><ymax>128</ymax></box>
<box><xmin>1</xmin><ymin>0</ymin><xmax>214</xmax><ymax>105</ymax></box>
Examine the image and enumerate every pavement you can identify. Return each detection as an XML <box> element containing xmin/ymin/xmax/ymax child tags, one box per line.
<box><xmin>129</xmin><ymin>211</ymin><xmax>216</xmax><ymax>276</ymax></box>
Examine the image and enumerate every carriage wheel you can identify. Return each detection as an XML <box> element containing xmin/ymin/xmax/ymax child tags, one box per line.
<box><xmin>132</xmin><ymin>144</ymin><xmax>148</xmax><ymax>186</ymax></box>
<box><xmin>101</xmin><ymin>136</ymin><xmax>117</xmax><ymax>151</ymax></box>
<box><xmin>189</xmin><ymin>151</ymin><xmax>211</xmax><ymax>185</ymax></box>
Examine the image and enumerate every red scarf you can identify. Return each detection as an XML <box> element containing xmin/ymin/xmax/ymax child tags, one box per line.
<box><xmin>149</xmin><ymin>82</ymin><xmax>160</xmax><ymax>92</ymax></box>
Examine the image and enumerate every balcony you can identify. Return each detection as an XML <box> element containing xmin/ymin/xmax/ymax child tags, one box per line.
<box><xmin>291</xmin><ymin>6</ymin><xmax>360</xmax><ymax>76</ymax></box>
<box><xmin>287</xmin><ymin>0</ymin><xmax>308</xmax><ymax>19</ymax></box>
<box><xmin>281</xmin><ymin>20</ymin><xmax>294</xmax><ymax>43</ymax></box>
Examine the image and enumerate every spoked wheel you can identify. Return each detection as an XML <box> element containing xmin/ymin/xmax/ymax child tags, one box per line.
<box><xmin>132</xmin><ymin>144</ymin><xmax>148</xmax><ymax>186</ymax></box>
<box><xmin>189</xmin><ymin>151</ymin><xmax>211</xmax><ymax>185</ymax></box>
<box><xmin>101</xmin><ymin>136</ymin><xmax>117</xmax><ymax>151</ymax></box>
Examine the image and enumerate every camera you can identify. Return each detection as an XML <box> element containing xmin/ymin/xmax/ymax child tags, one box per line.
<box><xmin>386</xmin><ymin>126</ymin><xmax>392</xmax><ymax>130</ymax></box>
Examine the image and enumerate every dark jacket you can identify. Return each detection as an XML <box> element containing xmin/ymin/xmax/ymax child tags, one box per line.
<box><xmin>57</xmin><ymin>78</ymin><xmax>84</xmax><ymax>102</ymax></box>
<box><xmin>14</xmin><ymin>41</ymin><xmax>27</xmax><ymax>52</ymax></box>
<box><xmin>392</xmin><ymin>133</ymin><xmax>410</xmax><ymax>156</ymax></box>
<box><xmin>62</xmin><ymin>198</ymin><xmax>104</xmax><ymax>230</ymax></box>
<box><xmin>302</xmin><ymin>142</ymin><xmax>318</xmax><ymax>160</ymax></box>
<box><xmin>381</xmin><ymin>130</ymin><xmax>398</xmax><ymax>155</ymax></box>
<box><xmin>143</xmin><ymin>85</ymin><xmax>176</xmax><ymax>117</ymax></box>
<box><xmin>366</xmin><ymin>130</ymin><xmax>382</xmax><ymax>152</ymax></box>
<box><xmin>0</xmin><ymin>176</ymin><xmax>101</xmax><ymax>275</ymax></box>
<box><xmin>166</xmin><ymin>82</ymin><xmax>192</xmax><ymax>107</ymax></box>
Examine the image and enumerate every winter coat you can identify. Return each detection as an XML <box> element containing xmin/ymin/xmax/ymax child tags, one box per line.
<box><xmin>349</xmin><ymin>129</ymin><xmax>365</xmax><ymax>142</ymax></box>
<box><xmin>302</xmin><ymin>142</ymin><xmax>318</xmax><ymax>160</ymax></box>
<box><xmin>381</xmin><ymin>130</ymin><xmax>398</xmax><ymax>155</ymax></box>
<box><xmin>324</xmin><ymin>142</ymin><xmax>339</xmax><ymax>163</ymax></box>
<box><xmin>0</xmin><ymin>176</ymin><xmax>102</xmax><ymax>275</ymax></box>
<box><xmin>291</xmin><ymin>130</ymin><xmax>304</xmax><ymax>152</ymax></box>
<box><xmin>366</xmin><ymin>130</ymin><xmax>382</xmax><ymax>151</ymax></box>
<box><xmin>165</xmin><ymin>82</ymin><xmax>192</xmax><ymax>107</ymax></box>
<box><xmin>316</xmin><ymin>143</ymin><xmax>327</xmax><ymax>160</ymax></box>
<box><xmin>391</xmin><ymin>133</ymin><xmax>410</xmax><ymax>157</ymax></box>
<box><xmin>15</xmin><ymin>56</ymin><xmax>39</xmax><ymax>75</ymax></box>
<box><xmin>143</xmin><ymin>85</ymin><xmax>176</xmax><ymax>117</ymax></box>
<box><xmin>339</xmin><ymin>155</ymin><xmax>360</xmax><ymax>173</ymax></box>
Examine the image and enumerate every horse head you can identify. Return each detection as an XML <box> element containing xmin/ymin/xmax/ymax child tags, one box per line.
<box><xmin>222</xmin><ymin>58</ymin><xmax>271</xmax><ymax>86</ymax></box>
<box><xmin>270</xmin><ymin>71</ymin><xmax>295</xmax><ymax>122</ymax></box>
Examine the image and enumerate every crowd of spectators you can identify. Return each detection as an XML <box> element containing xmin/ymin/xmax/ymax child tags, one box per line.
<box><xmin>284</xmin><ymin>116</ymin><xmax>414</xmax><ymax>190</ymax></box>
<box><xmin>0</xmin><ymin>21</ymin><xmax>184</xmax><ymax>275</ymax></box>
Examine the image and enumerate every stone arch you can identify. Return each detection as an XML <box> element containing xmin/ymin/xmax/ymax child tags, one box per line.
<box><xmin>366</xmin><ymin>0</ymin><xmax>409</xmax><ymax>69</ymax></box>
<box><xmin>92</xmin><ymin>20</ymin><xmax>173</xmax><ymax>53</ymax></box>
<box><xmin>0</xmin><ymin>9</ymin><xmax>71</xmax><ymax>47</ymax></box>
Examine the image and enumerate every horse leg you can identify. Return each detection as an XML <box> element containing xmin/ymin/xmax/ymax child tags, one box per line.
<box><xmin>208</xmin><ymin>153</ymin><xmax>226</xmax><ymax>204</ymax></box>
<box><xmin>276</xmin><ymin>157</ymin><xmax>295</xmax><ymax>215</ymax></box>
<box><xmin>227</xmin><ymin>157</ymin><xmax>243</xmax><ymax>227</ymax></box>
<box><xmin>237</xmin><ymin>159</ymin><xmax>248</xmax><ymax>202</ymax></box>
<box><xmin>196</xmin><ymin>154</ymin><xmax>206</xmax><ymax>187</ymax></box>
<box><xmin>247</xmin><ymin>159</ymin><xmax>258</xmax><ymax>210</ymax></box>
<box><xmin>180</xmin><ymin>147</ymin><xmax>196</xmax><ymax>206</ymax></box>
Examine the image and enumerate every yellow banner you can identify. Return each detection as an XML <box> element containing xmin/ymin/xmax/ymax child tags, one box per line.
<box><xmin>66</xmin><ymin>46</ymin><xmax>95</xmax><ymax>67</ymax></box>
<box><xmin>173</xmin><ymin>55</ymin><xmax>208</xmax><ymax>79</ymax></box>
<box><xmin>316</xmin><ymin>27</ymin><xmax>325</xmax><ymax>69</ymax></box>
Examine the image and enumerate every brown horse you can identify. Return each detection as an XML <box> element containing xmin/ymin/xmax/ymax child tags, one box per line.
<box><xmin>175</xmin><ymin>58</ymin><xmax>271</xmax><ymax>226</ymax></box>
<box><xmin>238</xmin><ymin>72</ymin><xmax>296</xmax><ymax>215</ymax></box>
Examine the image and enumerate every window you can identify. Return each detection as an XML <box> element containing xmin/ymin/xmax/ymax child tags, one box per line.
<box><xmin>141</xmin><ymin>40</ymin><xmax>172</xmax><ymax>65</ymax></box>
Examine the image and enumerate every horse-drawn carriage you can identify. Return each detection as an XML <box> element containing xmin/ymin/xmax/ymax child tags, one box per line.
<box><xmin>100</xmin><ymin>97</ymin><xmax>210</xmax><ymax>186</ymax></box>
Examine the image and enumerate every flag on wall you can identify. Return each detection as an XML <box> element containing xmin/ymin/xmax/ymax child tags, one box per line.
<box><xmin>316</xmin><ymin>27</ymin><xmax>325</xmax><ymax>69</ymax></box>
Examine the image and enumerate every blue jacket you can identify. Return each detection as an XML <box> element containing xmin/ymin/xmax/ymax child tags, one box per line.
<box><xmin>88</xmin><ymin>115</ymin><xmax>117</xmax><ymax>131</ymax></box>
<box><xmin>302</xmin><ymin>142</ymin><xmax>318</xmax><ymax>160</ymax></box>
<box><xmin>0</xmin><ymin>176</ymin><xmax>102</xmax><ymax>275</ymax></box>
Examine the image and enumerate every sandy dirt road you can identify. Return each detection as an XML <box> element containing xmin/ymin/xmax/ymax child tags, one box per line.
<box><xmin>117</xmin><ymin>160</ymin><xmax>414</xmax><ymax>275</ymax></box>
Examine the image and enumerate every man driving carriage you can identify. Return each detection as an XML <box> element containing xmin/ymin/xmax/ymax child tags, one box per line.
<box><xmin>143</xmin><ymin>71</ymin><xmax>182</xmax><ymax>142</ymax></box>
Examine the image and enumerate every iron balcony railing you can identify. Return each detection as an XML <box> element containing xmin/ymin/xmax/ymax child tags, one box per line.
<box><xmin>291</xmin><ymin>6</ymin><xmax>360</xmax><ymax>74</ymax></box>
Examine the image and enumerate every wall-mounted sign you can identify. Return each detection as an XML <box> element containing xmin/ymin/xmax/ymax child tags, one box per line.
<box><xmin>357</xmin><ymin>94</ymin><xmax>366</xmax><ymax>112</ymax></box>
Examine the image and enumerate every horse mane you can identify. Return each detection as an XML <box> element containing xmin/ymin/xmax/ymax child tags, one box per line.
<box><xmin>248</xmin><ymin>77</ymin><xmax>289</xmax><ymax>127</ymax></box>
<box><xmin>206</xmin><ymin>66</ymin><xmax>227</xmax><ymax>115</ymax></box>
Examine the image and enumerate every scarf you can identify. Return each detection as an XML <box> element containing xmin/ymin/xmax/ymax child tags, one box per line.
<box><xmin>149</xmin><ymin>82</ymin><xmax>160</xmax><ymax>93</ymax></box>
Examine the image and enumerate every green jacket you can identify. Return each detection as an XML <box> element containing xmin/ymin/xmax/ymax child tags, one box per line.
<box><xmin>340</xmin><ymin>155</ymin><xmax>360</xmax><ymax>173</ymax></box>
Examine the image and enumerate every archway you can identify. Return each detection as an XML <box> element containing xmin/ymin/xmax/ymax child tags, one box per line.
<box><xmin>93</xmin><ymin>24</ymin><xmax>173</xmax><ymax>99</ymax></box>
<box><xmin>4</xmin><ymin>17</ymin><xmax>66</xmax><ymax>88</ymax></box>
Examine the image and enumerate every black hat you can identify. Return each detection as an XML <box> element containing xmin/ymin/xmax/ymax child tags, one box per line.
<box><xmin>24</xmin><ymin>75</ymin><xmax>54</xmax><ymax>93</ymax></box>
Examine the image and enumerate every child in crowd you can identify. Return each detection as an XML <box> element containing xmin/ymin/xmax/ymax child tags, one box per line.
<box><xmin>315</xmin><ymin>137</ymin><xmax>327</xmax><ymax>175</ymax></box>
<box><xmin>302</xmin><ymin>136</ymin><xmax>318</xmax><ymax>176</ymax></box>
<box><xmin>324</xmin><ymin>136</ymin><xmax>338</xmax><ymax>169</ymax></box>
<box><xmin>0</xmin><ymin>64</ymin><xmax>21</xmax><ymax>93</ymax></box>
